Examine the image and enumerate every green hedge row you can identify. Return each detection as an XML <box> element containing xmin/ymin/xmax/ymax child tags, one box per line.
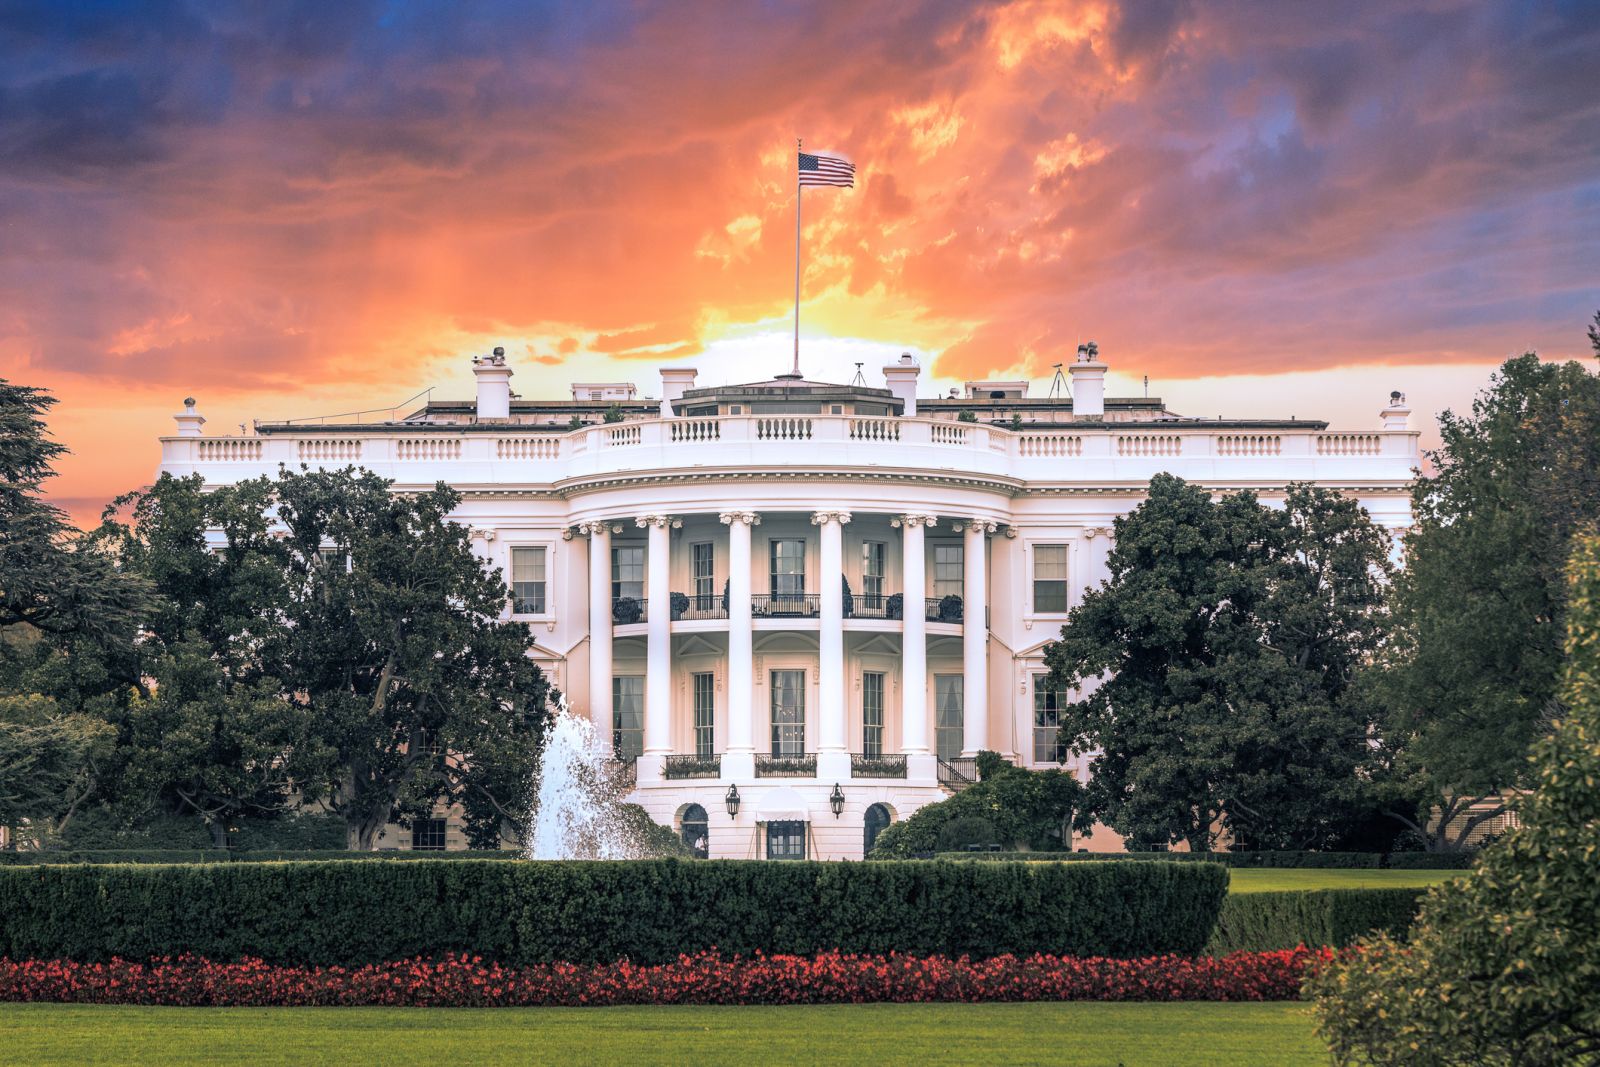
<box><xmin>1205</xmin><ymin>889</ymin><xmax>1426</xmax><ymax>955</ymax></box>
<box><xmin>0</xmin><ymin>859</ymin><xmax>1227</xmax><ymax>966</ymax></box>
<box><xmin>935</xmin><ymin>851</ymin><xmax>1472</xmax><ymax>869</ymax></box>
<box><xmin>0</xmin><ymin>850</ymin><xmax>521</xmax><ymax>866</ymax></box>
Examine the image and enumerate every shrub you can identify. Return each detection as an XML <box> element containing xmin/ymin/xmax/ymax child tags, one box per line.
<box><xmin>936</xmin><ymin>816</ymin><xmax>998</xmax><ymax>852</ymax></box>
<box><xmin>935</xmin><ymin>851</ymin><xmax>1384</xmax><ymax>868</ymax></box>
<box><xmin>0</xmin><ymin>850</ymin><xmax>520</xmax><ymax>865</ymax></box>
<box><xmin>669</xmin><ymin>592</ymin><xmax>689</xmax><ymax>620</ymax></box>
<box><xmin>870</xmin><ymin>759</ymin><xmax>1083</xmax><ymax>858</ymax></box>
<box><xmin>1311</xmin><ymin>534</ymin><xmax>1600</xmax><ymax>1066</ymax></box>
<box><xmin>0</xmin><ymin>859</ymin><xmax>1226</xmax><ymax>966</ymax></box>
<box><xmin>0</xmin><ymin>948</ymin><xmax>1326</xmax><ymax>1007</ymax></box>
<box><xmin>1382</xmin><ymin>850</ymin><xmax>1477</xmax><ymax>870</ymax></box>
<box><xmin>937</xmin><ymin>594</ymin><xmax>963</xmax><ymax>622</ymax></box>
<box><xmin>611</xmin><ymin>597</ymin><xmax>641</xmax><ymax>624</ymax></box>
<box><xmin>957</xmin><ymin>409</ymin><xmax>978</xmax><ymax>423</ymax></box>
<box><xmin>1206</xmin><ymin>889</ymin><xmax>1425</xmax><ymax>955</ymax></box>
<box><xmin>602</xmin><ymin>404</ymin><xmax>624</xmax><ymax>423</ymax></box>
<box><xmin>885</xmin><ymin>593</ymin><xmax>903</xmax><ymax>620</ymax></box>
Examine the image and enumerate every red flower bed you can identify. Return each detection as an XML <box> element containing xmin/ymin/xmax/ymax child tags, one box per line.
<box><xmin>0</xmin><ymin>948</ymin><xmax>1331</xmax><ymax>1007</ymax></box>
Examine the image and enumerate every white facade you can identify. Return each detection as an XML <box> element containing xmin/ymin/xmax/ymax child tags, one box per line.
<box><xmin>158</xmin><ymin>354</ymin><xmax>1419</xmax><ymax>860</ymax></box>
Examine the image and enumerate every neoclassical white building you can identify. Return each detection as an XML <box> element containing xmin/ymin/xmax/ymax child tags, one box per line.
<box><xmin>158</xmin><ymin>346</ymin><xmax>1418</xmax><ymax>859</ymax></box>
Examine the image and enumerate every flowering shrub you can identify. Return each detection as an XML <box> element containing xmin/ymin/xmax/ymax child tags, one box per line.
<box><xmin>0</xmin><ymin>948</ymin><xmax>1330</xmax><ymax>1007</ymax></box>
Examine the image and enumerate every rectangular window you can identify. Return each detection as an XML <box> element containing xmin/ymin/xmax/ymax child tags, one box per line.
<box><xmin>411</xmin><ymin>818</ymin><xmax>447</xmax><ymax>851</ymax></box>
<box><xmin>693</xmin><ymin>672</ymin><xmax>716</xmax><ymax>759</ymax></box>
<box><xmin>511</xmin><ymin>546</ymin><xmax>547</xmax><ymax>614</ymax></box>
<box><xmin>692</xmin><ymin>542</ymin><xmax>715</xmax><ymax>609</ymax></box>
<box><xmin>770</xmin><ymin>539</ymin><xmax>806</xmax><ymax>601</ymax></box>
<box><xmin>862</xmin><ymin>671</ymin><xmax>884</xmax><ymax>758</ymax></box>
<box><xmin>1033</xmin><ymin>681</ymin><xmax>1069</xmax><ymax>764</ymax></box>
<box><xmin>612</xmin><ymin>545</ymin><xmax>644</xmax><ymax>604</ymax></box>
<box><xmin>933</xmin><ymin>544</ymin><xmax>964</xmax><ymax>599</ymax></box>
<box><xmin>861</xmin><ymin>541</ymin><xmax>885</xmax><ymax>607</ymax></box>
<box><xmin>1033</xmin><ymin>544</ymin><xmax>1069</xmax><ymax>614</ymax></box>
<box><xmin>766</xmin><ymin>820</ymin><xmax>807</xmax><ymax>860</ymax></box>
<box><xmin>612</xmin><ymin>675</ymin><xmax>644</xmax><ymax>759</ymax></box>
<box><xmin>935</xmin><ymin>674</ymin><xmax>964</xmax><ymax>760</ymax></box>
<box><xmin>770</xmin><ymin>669</ymin><xmax>806</xmax><ymax>757</ymax></box>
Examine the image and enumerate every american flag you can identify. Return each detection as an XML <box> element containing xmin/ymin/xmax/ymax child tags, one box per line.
<box><xmin>798</xmin><ymin>151</ymin><xmax>855</xmax><ymax>188</ymax></box>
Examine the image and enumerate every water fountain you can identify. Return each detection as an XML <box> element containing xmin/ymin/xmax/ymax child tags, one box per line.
<box><xmin>526</xmin><ymin>699</ymin><xmax>650</xmax><ymax>860</ymax></box>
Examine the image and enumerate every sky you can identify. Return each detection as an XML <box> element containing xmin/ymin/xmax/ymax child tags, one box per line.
<box><xmin>2</xmin><ymin>1</ymin><xmax>1597</xmax><ymax>526</ymax></box>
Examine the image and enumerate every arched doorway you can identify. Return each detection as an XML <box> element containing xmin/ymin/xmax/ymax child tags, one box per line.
<box><xmin>680</xmin><ymin>803</ymin><xmax>709</xmax><ymax>858</ymax></box>
<box><xmin>864</xmin><ymin>803</ymin><xmax>892</xmax><ymax>855</ymax></box>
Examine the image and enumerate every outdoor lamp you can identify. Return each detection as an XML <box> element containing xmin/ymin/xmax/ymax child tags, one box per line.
<box><xmin>724</xmin><ymin>783</ymin><xmax>741</xmax><ymax>817</ymax></box>
<box><xmin>829</xmin><ymin>783</ymin><xmax>845</xmax><ymax>818</ymax></box>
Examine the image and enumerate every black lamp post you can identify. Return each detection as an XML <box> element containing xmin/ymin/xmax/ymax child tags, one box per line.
<box><xmin>724</xmin><ymin>783</ymin><xmax>741</xmax><ymax>818</ymax></box>
<box><xmin>829</xmin><ymin>783</ymin><xmax>845</xmax><ymax>818</ymax></box>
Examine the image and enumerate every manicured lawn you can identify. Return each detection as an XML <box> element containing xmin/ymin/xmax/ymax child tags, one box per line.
<box><xmin>1227</xmin><ymin>868</ymin><xmax>1461</xmax><ymax>893</ymax></box>
<box><xmin>4</xmin><ymin>1002</ymin><xmax>1325</xmax><ymax>1066</ymax></box>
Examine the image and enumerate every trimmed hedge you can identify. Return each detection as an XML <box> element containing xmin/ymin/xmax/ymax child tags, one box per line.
<box><xmin>936</xmin><ymin>851</ymin><xmax>1467</xmax><ymax>869</ymax></box>
<box><xmin>1205</xmin><ymin>889</ymin><xmax>1426</xmax><ymax>955</ymax></box>
<box><xmin>0</xmin><ymin>859</ymin><xmax>1226</xmax><ymax>966</ymax></box>
<box><xmin>0</xmin><ymin>850</ymin><xmax>521</xmax><ymax>866</ymax></box>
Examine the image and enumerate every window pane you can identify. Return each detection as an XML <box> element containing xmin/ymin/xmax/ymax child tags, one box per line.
<box><xmin>693</xmin><ymin>672</ymin><xmax>715</xmax><ymax>759</ymax></box>
<box><xmin>1033</xmin><ymin>545</ymin><xmax>1068</xmax><ymax>613</ymax></box>
<box><xmin>766</xmin><ymin>820</ymin><xmax>806</xmax><ymax>860</ymax></box>
<box><xmin>511</xmin><ymin>546</ymin><xmax>547</xmax><ymax>613</ymax></box>
<box><xmin>692</xmin><ymin>543</ymin><xmax>715</xmax><ymax>604</ymax></box>
<box><xmin>612</xmin><ymin>675</ymin><xmax>644</xmax><ymax>759</ymax></box>
<box><xmin>933</xmin><ymin>544</ymin><xmax>963</xmax><ymax>598</ymax></box>
<box><xmin>411</xmin><ymin>817</ymin><xmax>447</xmax><ymax>851</ymax></box>
<box><xmin>935</xmin><ymin>675</ymin><xmax>964</xmax><ymax>759</ymax></box>
<box><xmin>612</xmin><ymin>546</ymin><xmax>644</xmax><ymax>603</ymax></box>
<box><xmin>861</xmin><ymin>542</ymin><xmax>885</xmax><ymax>603</ymax></box>
<box><xmin>862</xmin><ymin>671</ymin><xmax>884</xmax><ymax>758</ymax></box>
<box><xmin>770</xmin><ymin>539</ymin><xmax>805</xmax><ymax>597</ymax></box>
<box><xmin>770</xmin><ymin>669</ymin><xmax>805</xmax><ymax>756</ymax></box>
<box><xmin>1033</xmin><ymin>682</ymin><xmax>1069</xmax><ymax>763</ymax></box>
<box><xmin>681</xmin><ymin>804</ymin><xmax>709</xmax><ymax>859</ymax></box>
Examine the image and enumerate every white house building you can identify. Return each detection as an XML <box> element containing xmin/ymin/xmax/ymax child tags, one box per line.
<box><xmin>157</xmin><ymin>345</ymin><xmax>1419</xmax><ymax>860</ymax></box>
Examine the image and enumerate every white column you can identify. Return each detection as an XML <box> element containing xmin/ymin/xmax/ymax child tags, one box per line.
<box><xmin>961</xmin><ymin>519</ymin><xmax>996</xmax><ymax>757</ymax></box>
<box><xmin>719</xmin><ymin>510</ymin><xmax>759</xmax><ymax>781</ymax></box>
<box><xmin>581</xmin><ymin>521</ymin><xmax>613</xmax><ymax>753</ymax></box>
<box><xmin>639</xmin><ymin>515</ymin><xmax>677</xmax><ymax>778</ymax></box>
<box><xmin>895</xmin><ymin>514</ymin><xmax>937</xmax><ymax>784</ymax></box>
<box><xmin>813</xmin><ymin>509</ymin><xmax>851</xmax><ymax>780</ymax></box>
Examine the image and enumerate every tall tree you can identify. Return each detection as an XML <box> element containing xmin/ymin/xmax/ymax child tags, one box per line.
<box><xmin>272</xmin><ymin>468</ymin><xmax>550</xmax><ymax>849</ymax></box>
<box><xmin>1044</xmin><ymin>475</ymin><xmax>1393</xmax><ymax>850</ymax></box>
<box><xmin>1379</xmin><ymin>337</ymin><xmax>1600</xmax><ymax>848</ymax></box>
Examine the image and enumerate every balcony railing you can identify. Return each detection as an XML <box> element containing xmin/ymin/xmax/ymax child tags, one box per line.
<box><xmin>752</xmin><ymin>594</ymin><xmax>820</xmax><ymax>618</ymax></box>
<box><xmin>673</xmin><ymin>594</ymin><xmax>728</xmax><ymax>621</ymax></box>
<box><xmin>755</xmin><ymin>753</ymin><xmax>816</xmax><ymax>777</ymax></box>
<box><xmin>937</xmin><ymin>756</ymin><xmax>978</xmax><ymax>792</ymax></box>
<box><xmin>611</xmin><ymin>597</ymin><xmax>646</xmax><ymax>625</ymax></box>
<box><xmin>851</xmin><ymin>752</ymin><xmax>908</xmax><ymax>778</ymax></box>
<box><xmin>664</xmin><ymin>753</ymin><xmax>722</xmax><ymax>779</ymax></box>
<box><xmin>847</xmin><ymin>594</ymin><xmax>897</xmax><ymax>620</ymax></box>
<box><xmin>601</xmin><ymin>757</ymin><xmax>637</xmax><ymax>792</ymax></box>
<box><xmin>925</xmin><ymin>596</ymin><xmax>964</xmax><ymax>623</ymax></box>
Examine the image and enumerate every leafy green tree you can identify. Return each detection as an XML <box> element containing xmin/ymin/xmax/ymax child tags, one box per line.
<box><xmin>0</xmin><ymin>693</ymin><xmax>113</xmax><ymax>845</ymax></box>
<box><xmin>1379</xmin><ymin>342</ymin><xmax>1600</xmax><ymax>849</ymax></box>
<box><xmin>1312</xmin><ymin>532</ymin><xmax>1600</xmax><ymax>1066</ymax></box>
<box><xmin>868</xmin><ymin>757</ymin><xmax>1084</xmax><ymax>857</ymax></box>
<box><xmin>1044</xmin><ymin>475</ymin><xmax>1392</xmax><ymax>850</ymax></box>
<box><xmin>272</xmin><ymin>468</ymin><xmax>550</xmax><ymax>849</ymax></box>
<box><xmin>0</xmin><ymin>380</ymin><xmax>150</xmax><ymax>644</ymax></box>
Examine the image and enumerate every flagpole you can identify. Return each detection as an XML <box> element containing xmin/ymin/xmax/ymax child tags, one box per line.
<box><xmin>792</xmin><ymin>137</ymin><xmax>802</xmax><ymax>378</ymax></box>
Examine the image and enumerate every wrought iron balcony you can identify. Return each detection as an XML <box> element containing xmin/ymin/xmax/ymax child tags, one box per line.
<box><xmin>847</xmin><ymin>593</ymin><xmax>897</xmax><ymax>620</ymax></box>
<box><xmin>601</xmin><ymin>757</ymin><xmax>637</xmax><ymax>791</ymax></box>
<box><xmin>664</xmin><ymin>753</ymin><xmax>722</xmax><ymax>779</ymax></box>
<box><xmin>755</xmin><ymin>753</ymin><xmax>816</xmax><ymax>777</ymax></box>
<box><xmin>925</xmin><ymin>595</ymin><xmax>964</xmax><ymax>623</ymax></box>
<box><xmin>851</xmin><ymin>752</ymin><xmax>907</xmax><ymax>778</ymax></box>
<box><xmin>751</xmin><ymin>593</ymin><xmax>820</xmax><ymax>618</ymax></box>
<box><xmin>672</xmin><ymin>593</ymin><xmax>728</xmax><ymax>621</ymax></box>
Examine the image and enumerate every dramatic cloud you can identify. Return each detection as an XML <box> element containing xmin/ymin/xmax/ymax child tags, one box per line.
<box><xmin>1</xmin><ymin>0</ymin><xmax>1596</xmax><ymax>519</ymax></box>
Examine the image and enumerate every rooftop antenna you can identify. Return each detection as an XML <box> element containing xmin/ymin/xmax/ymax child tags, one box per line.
<box><xmin>1048</xmin><ymin>362</ymin><xmax>1070</xmax><ymax>400</ymax></box>
<box><xmin>1143</xmin><ymin>375</ymin><xmax>1148</xmax><ymax>398</ymax></box>
<box><xmin>850</xmin><ymin>362</ymin><xmax>866</xmax><ymax>387</ymax></box>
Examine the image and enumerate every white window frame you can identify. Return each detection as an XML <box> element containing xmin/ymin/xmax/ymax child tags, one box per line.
<box><xmin>1030</xmin><ymin>542</ymin><xmax>1071</xmax><ymax>616</ymax></box>
<box><xmin>1031</xmin><ymin>674</ymin><xmax>1070</xmax><ymax>766</ymax></box>
<box><xmin>507</xmin><ymin>542</ymin><xmax>554</xmax><ymax>618</ymax></box>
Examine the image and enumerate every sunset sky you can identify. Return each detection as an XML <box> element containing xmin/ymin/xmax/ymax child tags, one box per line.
<box><xmin>2</xmin><ymin>1</ymin><xmax>1597</xmax><ymax>526</ymax></box>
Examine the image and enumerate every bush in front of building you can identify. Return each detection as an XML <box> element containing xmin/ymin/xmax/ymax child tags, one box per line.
<box><xmin>1205</xmin><ymin>889</ymin><xmax>1426</xmax><ymax>955</ymax></box>
<box><xmin>0</xmin><ymin>858</ymin><xmax>1225</xmax><ymax>966</ymax></box>
<box><xmin>934</xmin><ymin>816</ymin><xmax>1000</xmax><ymax>852</ymax></box>
<box><xmin>0</xmin><ymin>850</ymin><xmax>523</xmax><ymax>865</ymax></box>
<box><xmin>0</xmin><ymin>947</ymin><xmax>1328</xmax><ymax>1007</ymax></box>
<box><xmin>935</xmin><ymin>850</ymin><xmax>1385</xmax><ymax>868</ymax></box>
<box><xmin>869</xmin><ymin>759</ymin><xmax>1083</xmax><ymax>858</ymax></box>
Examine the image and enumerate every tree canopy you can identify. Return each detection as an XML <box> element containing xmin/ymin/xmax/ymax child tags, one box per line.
<box><xmin>1043</xmin><ymin>476</ymin><xmax>1393</xmax><ymax>851</ymax></box>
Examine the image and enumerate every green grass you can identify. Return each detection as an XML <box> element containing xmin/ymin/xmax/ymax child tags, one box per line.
<box><xmin>2</xmin><ymin>1003</ymin><xmax>1325</xmax><ymax>1066</ymax></box>
<box><xmin>1227</xmin><ymin>868</ymin><xmax>1461</xmax><ymax>893</ymax></box>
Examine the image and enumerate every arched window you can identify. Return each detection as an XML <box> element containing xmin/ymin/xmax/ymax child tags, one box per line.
<box><xmin>864</xmin><ymin>803</ymin><xmax>892</xmax><ymax>855</ymax></box>
<box><xmin>681</xmin><ymin>804</ymin><xmax>709</xmax><ymax>859</ymax></box>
